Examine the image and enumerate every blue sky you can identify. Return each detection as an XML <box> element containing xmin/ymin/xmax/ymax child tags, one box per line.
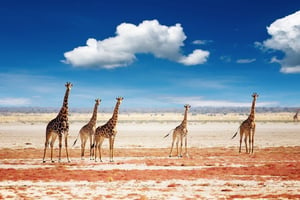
<box><xmin>0</xmin><ymin>0</ymin><xmax>300</xmax><ymax>109</ymax></box>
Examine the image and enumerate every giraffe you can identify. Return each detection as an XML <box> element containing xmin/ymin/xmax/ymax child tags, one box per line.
<box><xmin>73</xmin><ymin>99</ymin><xmax>101</xmax><ymax>160</ymax></box>
<box><xmin>94</xmin><ymin>97</ymin><xmax>123</xmax><ymax>162</ymax></box>
<box><xmin>293</xmin><ymin>110</ymin><xmax>299</xmax><ymax>122</ymax></box>
<box><xmin>232</xmin><ymin>93</ymin><xmax>259</xmax><ymax>154</ymax></box>
<box><xmin>164</xmin><ymin>104</ymin><xmax>191</xmax><ymax>157</ymax></box>
<box><xmin>42</xmin><ymin>82</ymin><xmax>72</xmax><ymax>163</ymax></box>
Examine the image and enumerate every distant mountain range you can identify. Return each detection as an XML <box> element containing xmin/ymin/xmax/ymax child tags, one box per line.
<box><xmin>0</xmin><ymin>106</ymin><xmax>298</xmax><ymax>114</ymax></box>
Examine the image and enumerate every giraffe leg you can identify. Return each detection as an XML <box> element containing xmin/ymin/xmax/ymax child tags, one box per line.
<box><xmin>58</xmin><ymin>134</ymin><xmax>63</xmax><ymax>162</ymax></box>
<box><xmin>179</xmin><ymin>136</ymin><xmax>183</xmax><ymax>157</ymax></box>
<box><xmin>80</xmin><ymin>134</ymin><xmax>87</xmax><ymax>160</ymax></box>
<box><xmin>176</xmin><ymin>138</ymin><xmax>179</xmax><ymax>157</ymax></box>
<box><xmin>81</xmin><ymin>140</ymin><xmax>86</xmax><ymax>160</ymax></box>
<box><xmin>109</xmin><ymin>136</ymin><xmax>115</xmax><ymax>162</ymax></box>
<box><xmin>43</xmin><ymin>133</ymin><xmax>51</xmax><ymax>163</ymax></box>
<box><xmin>90</xmin><ymin>134</ymin><xmax>94</xmax><ymax>160</ymax></box>
<box><xmin>239</xmin><ymin>128</ymin><xmax>243</xmax><ymax>153</ymax></box>
<box><xmin>109</xmin><ymin>137</ymin><xmax>112</xmax><ymax>162</ymax></box>
<box><xmin>251</xmin><ymin>133</ymin><xmax>254</xmax><ymax>154</ymax></box>
<box><xmin>43</xmin><ymin>142</ymin><xmax>48</xmax><ymax>163</ymax></box>
<box><xmin>94</xmin><ymin>135</ymin><xmax>99</xmax><ymax>162</ymax></box>
<box><xmin>65</xmin><ymin>133</ymin><xmax>70</xmax><ymax>162</ymax></box>
<box><xmin>169</xmin><ymin>133</ymin><xmax>176</xmax><ymax>157</ymax></box>
<box><xmin>249</xmin><ymin>133</ymin><xmax>253</xmax><ymax>154</ymax></box>
<box><xmin>244</xmin><ymin>134</ymin><xmax>248</xmax><ymax>154</ymax></box>
<box><xmin>50</xmin><ymin>134</ymin><xmax>57</xmax><ymax>163</ymax></box>
<box><xmin>97</xmin><ymin>137</ymin><xmax>105</xmax><ymax>162</ymax></box>
<box><xmin>251</xmin><ymin>126</ymin><xmax>256</xmax><ymax>154</ymax></box>
<box><xmin>184</xmin><ymin>136</ymin><xmax>188</xmax><ymax>157</ymax></box>
<box><xmin>94</xmin><ymin>138</ymin><xmax>98</xmax><ymax>162</ymax></box>
<box><xmin>248</xmin><ymin>133</ymin><xmax>251</xmax><ymax>154</ymax></box>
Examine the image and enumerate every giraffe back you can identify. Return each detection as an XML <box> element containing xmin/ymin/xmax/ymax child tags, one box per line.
<box><xmin>47</xmin><ymin>114</ymin><xmax>69</xmax><ymax>135</ymax></box>
<box><xmin>95</xmin><ymin>122</ymin><xmax>116</xmax><ymax>138</ymax></box>
<box><xmin>174</xmin><ymin>123</ymin><xmax>188</xmax><ymax>137</ymax></box>
<box><xmin>241</xmin><ymin>117</ymin><xmax>255</xmax><ymax>130</ymax></box>
<box><xmin>95</xmin><ymin>97</ymin><xmax>123</xmax><ymax>138</ymax></box>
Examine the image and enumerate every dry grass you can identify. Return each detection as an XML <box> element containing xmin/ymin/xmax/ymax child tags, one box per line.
<box><xmin>0</xmin><ymin>112</ymin><xmax>296</xmax><ymax>123</ymax></box>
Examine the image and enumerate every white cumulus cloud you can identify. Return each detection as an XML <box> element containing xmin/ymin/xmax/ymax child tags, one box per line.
<box><xmin>259</xmin><ymin>10</ymin><xmax>300</xmax><ymax>73</ymax></box>
<box><xmin>178</xmin><ymin>49</ymin><xmax>210</xmax><ymax>65</ymax></box>
<box><xmin>63</xmin><ymin>20</ymin><xmax>209</xmax><ymax>68</ymax></box>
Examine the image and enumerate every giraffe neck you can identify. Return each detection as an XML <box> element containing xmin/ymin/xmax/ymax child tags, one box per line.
<box><xmin>109</xmin><ymin>101</ymin><xmax>121</xmax><ymax>127</ymax></box>
<box><xmin>58</xmin><ymin>87</ymin><xmax>70</xmax><ymax>117</ymax></box>
<box><xmin>181</xmin><ymin>108</ymin><xmax>188</xmax><ymax>127</ymax></box>
<box><xmin>88</xmin><ymin>103</ymin><xmax>99</xmax><ymax>126</ymax></box>
<box><xmin>248</xmin><ymin>97</ymin><xmax>256</xmax><ymax>121</ymax></box>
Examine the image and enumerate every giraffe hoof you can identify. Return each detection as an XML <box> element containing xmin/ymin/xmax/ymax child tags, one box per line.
<box><xmin>51</xmin><ymin>160</ymin><xmax>55</xmax><ymax>163</ymax></box>
<box><xmin>42</xmin><ymin>160</ymin><xmax>46</xmax><ymax>163</ymax></box>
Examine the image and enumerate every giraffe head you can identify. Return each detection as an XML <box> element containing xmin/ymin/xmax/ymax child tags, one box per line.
<box><xmin>252</xmin><ymin>93</ymin><xmax>259</xmax><ymax>100</ymax></box>
<box><xmin>184</xmin><ymin>104</ymin><xmax>191</xmax><ymax>110</ymax></box>
<box><xmin>116</xmin><ymin>97</ymin><xmax>124</xmax><ymax>104</ymax></box>
<box><xmin>65</xmin><ymin>82</ymin><xmax>73</xmax><ymax>90</ymax></box>
<box><xmin>95</xmin><ymin>98</ymin><xmax>101</xmax><ymax>105</ymax></box>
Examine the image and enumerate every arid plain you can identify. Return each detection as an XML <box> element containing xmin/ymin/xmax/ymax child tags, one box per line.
<box><xmin>0</xmin><ymin>112</ymin><xmax>299</xmax><ymax>199</ymax></box>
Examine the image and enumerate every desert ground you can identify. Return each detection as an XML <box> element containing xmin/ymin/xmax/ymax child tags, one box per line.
<box><xmin>0</xmin><ymin>112</ymin><xmax>299</xmax><ymax>199</ymax></box>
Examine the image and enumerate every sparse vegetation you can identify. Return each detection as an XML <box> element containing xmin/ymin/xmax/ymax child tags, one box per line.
<box><xmin>0</xmin><ymin>110</ymin><xmax>296</xmax><ymax>123</ymax></box>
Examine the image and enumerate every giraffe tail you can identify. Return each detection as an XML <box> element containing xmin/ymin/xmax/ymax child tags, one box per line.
<box><xmin>72</xmin><ymin>133</ymin><xmax>80</xmax><ymax>147</ymax></box>
<box><xmin>231</xmin><ymin>126</ymin><xmax>240</xmax><ymax>139</ymax></box>
<box><xmin>231</xmin><ymin>132</ymin><xmax>238</xmax><ymax>139</ymax></box>
<box><xmin>164</xmin><ymin>129</ymin><xmax>174</xmax><ymax>138</ymax></box>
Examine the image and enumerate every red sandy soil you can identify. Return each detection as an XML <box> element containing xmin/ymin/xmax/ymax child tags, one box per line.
<box><xmin>1</xmin><ymin>147</ymin><xmax>300</xmax><ymax>199</ymax></box>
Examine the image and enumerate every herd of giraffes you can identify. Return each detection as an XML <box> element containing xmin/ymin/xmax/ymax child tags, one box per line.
<box><xmin>41</xmin><ymin>82</ymin><xmax>297</xmax><ymax>163</ymax></box>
